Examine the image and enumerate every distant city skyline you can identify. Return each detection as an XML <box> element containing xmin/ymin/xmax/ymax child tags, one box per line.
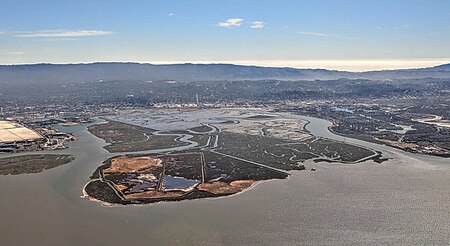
<box><xmin>1</xmin><ymin>0</ymin><xmax>449</xmax><ymax>71</ymax></box>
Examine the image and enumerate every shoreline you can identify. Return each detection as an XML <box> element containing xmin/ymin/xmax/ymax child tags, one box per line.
<box><xmin>81</xmin><ymin>174</ymin><xmax>291</xmax><ymax>207</ymax></box>
<box><xmin>82</xmin><ymin>152</ymin><xmax>290</xmax><ymax>206</ymax></box>
<box><xmin>326</xmin><ymin>124</ymin><xmax>450</xmax><ymax>158</ymax></box>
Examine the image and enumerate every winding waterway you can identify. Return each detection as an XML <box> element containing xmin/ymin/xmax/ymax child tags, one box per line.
<box><xmin>0</xmin><ymin>112</ymin><xmax>448</xmax><ymax>246</ymax></box>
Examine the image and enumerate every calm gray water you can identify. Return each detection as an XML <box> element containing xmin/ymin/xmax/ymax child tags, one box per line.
<box><xmin>0</xmin><ymin>113</ymin><xmax>449</xmax><ymax>246</ymax></box>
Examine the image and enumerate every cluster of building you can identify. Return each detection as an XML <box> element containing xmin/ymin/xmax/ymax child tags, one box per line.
<box><xmin>0</xmin><ymin>120</ymin><xmax>44</xmax><ymax>153</ymax></box>
<box><xmin>0</xmin><ymin>119</ymin><xmax>76</xmax><ymax>153</ymax></box>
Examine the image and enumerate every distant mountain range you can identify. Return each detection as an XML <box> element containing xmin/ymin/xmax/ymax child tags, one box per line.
<box><xmin>0</xmin><ymin>62</ymin><xmax>449</xmax><ymax>85</ymax></box>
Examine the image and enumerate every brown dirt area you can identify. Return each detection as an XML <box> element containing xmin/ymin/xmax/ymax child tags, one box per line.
<box><xmin>124</xmin><ymin>190</ymin><xmax>185</xmax><ymax>200</ymax></box>
<box><xmin>197</xmin><ymin>180</ymin><xmax>255</xmax><ymax>195</ymax></box>
<box><xmin>104</xmin><ymin>156</ymin><xmax>162</xmax><ymax>174</ymax></box>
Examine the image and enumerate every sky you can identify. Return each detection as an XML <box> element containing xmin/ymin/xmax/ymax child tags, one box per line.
<box><xmin>1</xmin><ymin>0</ymin><xmax>450</xmax><ymax>71</ymax></box>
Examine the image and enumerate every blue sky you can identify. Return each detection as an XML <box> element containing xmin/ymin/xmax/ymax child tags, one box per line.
<box><xmin>1</xmin><ymin>0</ymin><xmax>449</xmax><ymax>70</ymax></box>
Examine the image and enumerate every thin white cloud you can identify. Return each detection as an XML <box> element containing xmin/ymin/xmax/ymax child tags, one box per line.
<box><xmin>393</xmin><ymin>24</ymin><xmax>411</xmax><ymax>30</ymax></box>
<box><xmin>15</xmin><ymin>30</ymin><xmax>114</xmax><ymax>38</ymax></box>
<box><xmin>297</xmin><ymin>31</ymin><xmax>354</xmax><ymax>39</ymax></box>
<box><xmin>217</xmin><ymin>18</ymin><xmax>244</xmax><ymax>28</ymax></box>
<box><xmin>168</xmin><ymin>13</ymin><xmax>175</xmax><ymax>16</ymax></box>
<box><xmin>298</xmin><ymin>31</ymin><xmax>332</xmax><ymax>37</ymax></box>
<box><xmin>32</xmin><ymin>38</ymin><xmax>77</xmax><ymax>42</ymax></box>
<box><xmin>0</xmin><ymin>50</ymin><xmax>24</xmax><ymax>56</ymax></box>
<box><xmin>250</xmin><ymin>21</ymin><xmax>265</xmax><ymax>29</ymax></box>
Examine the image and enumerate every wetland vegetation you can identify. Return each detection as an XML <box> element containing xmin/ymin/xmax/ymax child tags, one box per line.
<box><xmin>84</xmin><ymin>109</ymin><xmax>384</xmax><ymax>205</ymax></box>
<box><xmin>0</xmin><ymin>154</ymin><xmax>75</xmax><ymax>175</ymax></box>
<box><xmin>88</xmin><ymin>120</ymin><xmax>188</xmax><ymax>152</ymax></box>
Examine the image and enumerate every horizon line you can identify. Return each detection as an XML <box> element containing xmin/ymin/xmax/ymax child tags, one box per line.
<box><xmin>0</xmin><ymin>59</ymin><xmax>449</xmax><ymax>72</ymax></box>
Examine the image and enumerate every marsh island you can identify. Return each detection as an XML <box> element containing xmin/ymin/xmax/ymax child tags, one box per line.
<box><xmin>84</xmin><ymin>109</ymin><xmax>384</xmax><ymax>205</ymax></box>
